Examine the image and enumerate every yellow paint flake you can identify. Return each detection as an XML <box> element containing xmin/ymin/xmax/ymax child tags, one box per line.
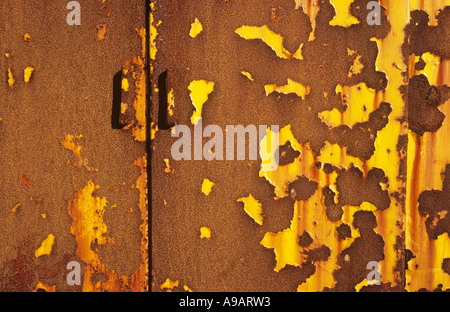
<box><xmin>260</xmin><ymin>227</ymin><xmax>303</xmax><ymax>272</ymax></box>
<box><xmin>120</xmin><ymin>102</ymin><xmax>128</xmax><ymax>114</ymax></box>
<box><xmin>417</xmin><ymin>52</ymin><xmax>441</xmax><ymax>85</ymax></box>
<box><xmin>241</xmin><ymin>71</ymin><xmax>254</xmax><ymax>81</ymax></box>
<box><xmin>160</xmin><ymin>278</ymin><xmax>179</xmax><ymax>290</ymax></box>
<box><xmin>347</xmin><ymin>48</ymin><xmax>364</xmax><ymax>77</ymax></box>
<box><xmin>167</xmin><ymin>88</ymin><xmax>175</xmax><ymax>117</ymax></box>
<box><xmin>189</xmin><ymin>18</ymin><xmax>203</xmax><ymax>38</ymax></box>
<box><xmin>183</xmin><ymin>285</ymin><xmax>194</xmax><ymax>292</ymax></box>
<box><xmin>294</xmin><ymin>0</ymin><xmax>320</xmax><ymax>41</ymax></box>
<box><xmin>23</xmin><ymin>33</ymin><xmax>31</xmax><ymax>41</ymax></box>
<box><xmin>200</xmin><ymin>227</ymin><xmax>211</xmax><ymax>239</ymax></box>
<box><xmin>329</xmin><ymin>0</ymin><xmax>359</xmax><ymax>27</ymax></box>
<box><xmin>122</xmin><ymin>78</ymin><xmax>129</xmax><ymax>92</ymax></box>
<box><xmin>163</xmin><ymin>158</ymin><xmax>173</xmax><ymax>173</ymax></box>
<box><xmin>151</xmin><ymin>121</ymin><xmax>159</xmax><ymax>140</ymax></box>
<box><xmin>150</xmin><ymin>12</ymin><xmax>158</xmax><ymax>75</ymax></box>
<box><xmin>24</xmin><ymin>66</ymin><xmax>34</xmax><ymax>83</ymax></box>
<box><xmin>35</xmin><ymin>233</ymin><xmax>55</xmax><ymax>258</ymax></box>
<box><xmin>238</xmin><ymin>194</ymin><xmax>263</xmax><ymax>225</ymax></box>
<box><xmin>188</xmin><ymin>80</ymin><xmax>215</xmax><ymax>125</ymax></box>
<box><xmin>293</xmin><ymin>43</ymin><xmax>304</xmax><ymax>60</ymax></box>
<box><xmin>33</xmin><ymin>282</ymin><xmax>55</xmax><ymax>292</ymax></box>
<box><xmin>264</xmin><ymin>78</ymin><xmax>310</xmax><ymax>99</ymax></box>
<box><xmin>68</xmin><ymin>181</ymin><xmax>112</xmax><ymax>264</ymax></box>
<box><xmin>136</xmin><ymin>27</ymin><xmax>146</xmax><ymax>59</ymax></box>
<box><xmin>126</xmin><ymin>57</ymin><xmax>147</xmax><ymax>142</ymax></box>
<box><xmin>201</xmin><ymin>178</ymin><xmax>215</xmax><ymax>195</ymax></box>
<box><xmin>7</xmin><ymin>68</ymin><xmax>14</xmax><ymax>87</ymax></box>
<box><xmin>235</xmin><ymin>25</ymin><xmax>292</xmax><ymax>59</ymax></box>
<box><xmin>11</xmin><ymin>203</ymin><xmax>21</xmax><ymax>213</ymax></box>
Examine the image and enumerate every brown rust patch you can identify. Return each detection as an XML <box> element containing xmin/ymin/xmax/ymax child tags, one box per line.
<box><xmin>417</xmin><ymin>164</ymin><xmax>450</xmax><ymax>240</ymax></box>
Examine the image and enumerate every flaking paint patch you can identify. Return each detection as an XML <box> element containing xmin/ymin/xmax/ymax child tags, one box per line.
<box><xmin>190</xmin><ymin>18</ymin><xmax>203</xmax><ymax>38</ymax></box>
<box><xmin>235</xmin><ymin>25</ymin><xmax>292</xmax><ymax>59</ymax></box>
<box><xmin>33</xmin><ymin>282</ymin><xmax>55</xmax><ymax>292</ymax></box>
<box><xmin>328</xmin><ymin>0</ymin><xmax>359</xmax><ymax>27</ymax></box>
<box><xmin>35</xmin><ymin>233</ymin><xmax>55</xmax><ymax>258</ymax></box>
<box><xmin>122</xmin><ymin>78</ymin><xmax>129</xmax><ymax>92</ymax></box>
<box><xmin>238</xmin><ymin>194</ymin><xmax>263</xmax><ymax>225</ymax></box>
<box><xmin>24</xmin><ymin>66</ymin><xmax>34</xmax><ymax>83</ymax></box>
<box><xmin>264</xmin><ymin>79</ymin><xmax>310</xmax><ymax>99</ymax></box>
<box><xmin>241</xmin><ymin>71</ymin><xmax>254</xmax><ymax>81</ymax></box>
<box><xmin>160</xmin><ymin>278</ymin><xmax>179</xmax><ymax>291</ymax></box>
<box><xmin>7</xmin><ymin>68</ymin><xmax>14</xmax><ymax>87</ymax></box>
<box><xmin>189</xmin><ymin>80</ymin><xmax>215</xmax><ymax>125</ymax></box>
<box><xmin>201</xmin><ymin>178</ymin><xmax>215</xmax><ymax>196</ymax></box>
<box><xmin>68</xmin><ymin>180</ymin><xmax>147</xmax><ymax>291</ymax></box>
<box><xmin>23</xmin><ymin>33</ymin><xmax>31</xmax><ymax>41</ymax></box>
<box><xmin>200</xmin><ymin>227</ymin><xmax>211</xmax><ymax>239</ymax></box>
<box><xmin>167</xmin><ymin>88</ymin><xmax>175</xmax><ymax>117</ymax></box>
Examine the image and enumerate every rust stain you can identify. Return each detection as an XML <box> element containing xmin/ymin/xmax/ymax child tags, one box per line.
<box><xmin>20</xmin><ymin>171</ymin><xmax>31</xmax><ymax>188</ymax></box>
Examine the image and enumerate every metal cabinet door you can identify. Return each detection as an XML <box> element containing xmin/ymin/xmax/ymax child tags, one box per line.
<box><xmin>151</xmin><ymin>0</ymin><xmax>450</xmax><ymax>292</ymax></box>
<box><xmin>0</xmin><ymin>1</ymin><xmax>148</xmax><ymax>292</ymax></box>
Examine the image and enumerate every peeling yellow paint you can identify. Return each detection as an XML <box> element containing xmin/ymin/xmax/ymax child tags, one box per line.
<box><xmin>161</xmin><ymin>278</ymin><xmax>179</xmax><ymax>291</ymax></box>
<box><xmin>24</xmin><ymin>66</ymin><xmax>34</xmax><ymax>83</ymax></box>
<box><xmin>122</xmin><ymin>78</ymin><xmax>129</xmax><ymax>92</ymax></box>
<box><xmin>201</xmin><ymin>178</ymin><xmax>215</xmax><ymax>196</ymax></box>
<box><xmin>23</xmin><ymin>33</ymin><xmax>31</xmax><ymax>41</ymax></box>
<box><xmin>238</xmin><ymin>194</ymin><xmax>263</xmax><ymax>225</ymax></box>
<box><xmin>264</xmin><ymin>79</ymin><xmax>310</xmax><ymax>99</ymax></box>
<box><xmin>167</xmin><ymin>88</ymin><xmax>175</xmax><ymax>117</ymax></box>
<box><xmin>136</xmin><ymin>27</ymin><xmax>146</xmax><ymax>59</ymax></box>
<box><xmin>347</xmin><ymin>48</ymin><xmax>364</xmax><ymax>77</ymax></box>
<box><xmin>241</xmin><ymin>71</ymin><xmax>254</xmax><ymax>81</ymax></box>
<box><xmin>329</xmin><ymin>0</ymin><xmax>359</xmax><ymax>27</ymax></box>
<box><xmin>151</xmin><ymin>121</ymin><xmax>158</xmax><ymax>140</ymax></box>
<box><xmin>35</xmin><ymin>233</ymin><xmax>55</xmax><ymax>258</ymax></box>
<box><xmin>294</xmin><ymin>0</ymin><xmax>320</xmax><ymax>41</ymax></box>
<box><xmin>11</xmin><ymin>203</ymin><xmax>21</xmax><ymax>213</ymax></box>
<box><xmin>235</xmin><ymin>25</ymin><xmax>292</xmax><ymax>59</ymax></box>
<box><xmin>163</xmin><ymin>158</ymin><xmax>173</xmax><ymax>173</ymax></box>
<box><xmin>189</xmin><ymin>80</ymin><xmax>215</xmax><ymax>125</ymax></box>
<box><xmin>200</xmin><ymin>227</ymin><xmax>211</xmax><ymax>239</ymax></box>
<box><xmin>123</xmin><ymin>57</ymin><xmax>147</xmax><ymax>142</ymax></box>
<box><xmin>33</xmin><ymin>282</ymin><xmax>55</xmax><ymax>292</ymax></box>
<box><xmin>7</xmin><ymin>68</ymin><xmax>14</xmax><ymax>87</ymax></box>
<box><xmin>190</xmin><ymin>18</ymin><xmax>203</xmax><ymax>38</ymax></box>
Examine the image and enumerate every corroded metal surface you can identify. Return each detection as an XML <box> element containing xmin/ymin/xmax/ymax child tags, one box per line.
<box><xmin>0</xmin><ymin>1</ymin><xmax>147</xmax><ymax>291</ymax></box>
<box><xmin>0</xmin><ymin>0</ymin><xmax>448</xmax><ymax>293</ymax></box>
<box><xmin>151</xmin><ymin>0</ymin><xmax>449</xmax><ymax>292</ymax></box>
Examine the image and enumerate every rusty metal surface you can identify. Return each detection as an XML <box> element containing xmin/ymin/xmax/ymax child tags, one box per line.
<box><xmin>150</xmin><ymin>0</ymin><xmax>449</xmax><ymax>292</ymax></box>
<box><xmin>0</xmin><ymin>1</ymin><xmax>147</xmax><ymax>291</ymax></box>
<box><xmin>0</xmin><ymin>0</ymin><xmax>448</xmax><ymax>293</ymax></box>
